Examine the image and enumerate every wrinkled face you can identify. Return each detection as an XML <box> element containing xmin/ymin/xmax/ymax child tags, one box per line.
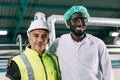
<box><xmin>28</xmin><ymin>29</ymin><xmax>49</xmax><ymax>53</ymax></box>
<box><xmin>67</xmin><ymin>12</ymin><xmax>88</xmax><ymax>36</ymax></box>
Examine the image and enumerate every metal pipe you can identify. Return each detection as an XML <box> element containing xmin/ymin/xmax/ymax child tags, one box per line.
<box><xmin>88</xmin><ymin>17</ymin><xmax>120</xmax><ymax>26</ymax></box>
<box><xmin>47</xmin><ymin>15</ymin><xmax>120</xmax><ymax>44</ymax></box>
<box><xmin>47</xmin><ymin>15</ymin><xmax>64</xmax><ymax>45</ymax></box>
<box><xmin>16</xmin><ymin>34</ymin><xmax>23</xmax><ymax>54</ymax></box>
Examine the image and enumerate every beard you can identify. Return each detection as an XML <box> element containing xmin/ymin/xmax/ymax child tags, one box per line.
<box><xmin>70</xmin><ymin>27</ymin><xmax>86</xmax><ymax>37</ymax></box>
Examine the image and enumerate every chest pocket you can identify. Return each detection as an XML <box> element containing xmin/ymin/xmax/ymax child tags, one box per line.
<box><xmin>48</xmin><ymin>70</ymin><xmax>56</xmax><ymax>80</ymax></box>
<box><xmin>47</xmin><ymin>54</ymin><xmax>59</xmax><ymax>80</ymax></box>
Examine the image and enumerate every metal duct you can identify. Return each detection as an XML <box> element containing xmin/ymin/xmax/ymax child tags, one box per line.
<box><xmin>16</xmin><ymin>34</ymin><xmax>23</xmax><ymax>54</ymax></box>
<box><xmin>88</xmin><ymin>17</ymin><xmax>120</xmax><ymax>26</ymax></box>
<box><xmin>47</xmin><ymin>15</ymin><xmax>64</xmax><ymax>44</ymax></box>
<box><xmin>47</xmin><ymin>15</ymin><xmax>120</xmax><ymax>44</ymax></box>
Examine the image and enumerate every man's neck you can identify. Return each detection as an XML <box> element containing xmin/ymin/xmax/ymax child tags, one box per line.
<box><xmin>71</xmin><ymin>33</ymin><xmax>86</xmax><ymax>42</ymax></box>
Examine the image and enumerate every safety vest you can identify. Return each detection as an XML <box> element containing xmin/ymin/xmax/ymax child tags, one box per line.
<box><xmin>12</xmin><ymin>47</ymin><xmax>61</xmax><ymax>80</ymax></box>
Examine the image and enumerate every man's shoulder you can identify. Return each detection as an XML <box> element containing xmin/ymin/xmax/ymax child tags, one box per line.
<box><xmin>60</xmin><ymin>33</ymin><xmax>70</xmax><ymax>38</ymax></box>
<box><xmin>86</xmin><ymin>33</ymin><xmax>105</xmax><ymax>45</ymax></box>
<box><xmin>86</xmin><ymin>33</ymin><xmax>103</xmax><ymax>41</ymax></box>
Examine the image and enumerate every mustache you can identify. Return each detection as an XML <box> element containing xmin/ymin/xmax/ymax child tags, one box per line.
<box><xmin>70</xmin><ymin>28</ymin><xmax>86</xmax><ymax>36</ymax></box>
<box><xmin>36</xmin><ymin>41</ymin><xmax>44</xmax><ymax>45</ymax></box>
<box><xmin>74</xmin><ymin>25</ymin><xmax>85</xmax><ymax>28</ymax></box>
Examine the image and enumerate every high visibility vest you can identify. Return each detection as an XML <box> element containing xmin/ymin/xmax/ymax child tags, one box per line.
<box><xmin>12</xmin><ymin>47</ymin><xmax>61</xmax><ymax>80</ymax></box>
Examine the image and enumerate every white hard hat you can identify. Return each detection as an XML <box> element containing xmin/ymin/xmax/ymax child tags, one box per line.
<box><xmin>27</xmin><ymin>20</ymin><xmax>50</xmax><ymax>36</ymax></box>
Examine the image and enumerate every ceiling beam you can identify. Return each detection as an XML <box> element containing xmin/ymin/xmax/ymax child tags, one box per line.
<box><xmin>28</xmin><ymin>5</ymin><xmax>120</xmax><ymax>12</ymax></box>
<box><xmin>0</xmin><ymin>3</ymin><xmax>120</xmax><ymax>12</ymax></box>
<box><xmin>0</xmin><ymin>3</ymin><xmax>19</xmax><ymax>7</ymax></box>
<box><xmin>0</xmin><ymin>16</ymin><xmax>32</xmax><ymax>20</ymax></box>
<box><xmin>12</xmin><ymin>0</ymin><xmax>29</xmax><ymax>43</ymax></box>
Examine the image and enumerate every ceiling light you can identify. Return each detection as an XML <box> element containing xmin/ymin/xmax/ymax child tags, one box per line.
<box><xmin>109</xmin><ymin>32</ymin><xmax>119</xmax><ymax>37</ymax></box>
<box><xmin>0</xmin><ymin>30</ymin><xmax>8</xmax><ymax>35</ymax></box>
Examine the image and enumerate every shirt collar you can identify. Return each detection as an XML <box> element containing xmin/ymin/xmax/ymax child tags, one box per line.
<box><xmin>24</xmin><ymin>45</ymin><xmax>47</xmax><ymax>59</ymax></box>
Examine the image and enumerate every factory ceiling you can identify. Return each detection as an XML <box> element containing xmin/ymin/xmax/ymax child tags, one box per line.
<box><xmin>0</xmin><ymin>0</ymin><xmax>120</xmax><ymax>45</ymax></box>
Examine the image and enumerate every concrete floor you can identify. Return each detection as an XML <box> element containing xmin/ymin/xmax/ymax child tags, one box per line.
<box><xmin>0</xmin><ymin>52</ymin><xmax>120</xmax><ymax>80</ymax></box>
<box><xmin>0</xmin><ymin>72</ymin><xmax>5</xmax><ymax>80</ymax></box>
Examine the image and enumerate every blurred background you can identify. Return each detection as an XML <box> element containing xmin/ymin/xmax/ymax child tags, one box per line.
<box><xmin>0</xmin><ymin>0</ymin><xmax>120</xmax><ymax>80</ymax></box>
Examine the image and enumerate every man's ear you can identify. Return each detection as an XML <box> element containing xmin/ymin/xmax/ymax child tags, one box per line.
<box><xmin>66</xmin><ymin>20</ymin><xmax>71</xmax><ymax>26</ymax></box>
<box><xmin>47</xmin><ymin>38</ymin><xmax>50</xmax><ymax>44</ymax></box>
<box><xmin>28</xmin><ymin>36</ymin><xmax>31</xmax><ymax>44</ymax></box>
<box><xmin>85</xmin><ymin>19</ymin><xmax>88</xmax><ymax>26</ymax></box>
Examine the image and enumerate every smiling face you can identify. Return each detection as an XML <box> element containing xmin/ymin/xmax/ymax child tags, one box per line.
<box><xmin>28</xmin><ymin>29</ymin><xmax>49</xmax><ymax>55</ymax></box>
<box><xmin>67</xmin><ymin>12</ymin><xmax>88</xmax><ymax>37</ymax></box>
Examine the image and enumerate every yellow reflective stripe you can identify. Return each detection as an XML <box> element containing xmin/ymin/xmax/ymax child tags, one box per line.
<box><xmin>12</xmin><ymin>56</ymin><xmax>29</xmax><ymax>80</ymax></box>
<box><xmin>20</xmin><ymin>53</ymin><xmax>34</xmax><ymax>80</ymax></box>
